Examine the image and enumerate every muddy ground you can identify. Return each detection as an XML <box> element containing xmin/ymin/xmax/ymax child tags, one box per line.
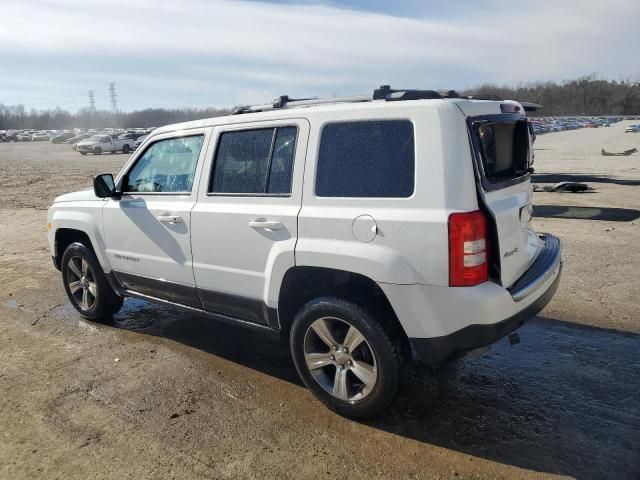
<box><xmin>0</xmin><ymin>122</ymin><xmax>639</xmax><ymax>479</ymax></box>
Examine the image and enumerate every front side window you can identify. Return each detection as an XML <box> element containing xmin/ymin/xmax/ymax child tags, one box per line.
<box><xmin>210</xmin><ymin>126</ymin><xmax>297</xmax><ymax>195</ymax></box>
<box><xmin>124</xmin><ymin>135</ymin><xmax>204</xmax><ymax>193</ymax></box>
<box><xmin>316</xmin><ymin>120</ymin><xmax>414</xmax><ymax>198</ymax></box>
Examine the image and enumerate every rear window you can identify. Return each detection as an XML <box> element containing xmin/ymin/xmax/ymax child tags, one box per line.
<box><xmin>475</xmin><ymin>118</ymin><xmax>530</xmax><ymax>183</ymax></box>
<box><xmin>316</xmin><ymin>120</ymin><xmax>414</xmax><ymax>198</ymax></box>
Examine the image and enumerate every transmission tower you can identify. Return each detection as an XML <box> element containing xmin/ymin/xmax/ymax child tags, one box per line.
<box><xmin>108</xmin><ymin>82</ymin><xmax>118</xmax><ymax>113</ymax></box>
<box><xmin>88</xmin><ymin>90</ymin><xmax>96</xmax><ymax>111</ymax></box>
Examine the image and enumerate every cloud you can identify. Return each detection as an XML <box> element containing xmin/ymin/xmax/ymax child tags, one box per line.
<box><xmin>0</xmin><ymin>0</ymin><xmax>638</xmax><ymax>110</ymax></box>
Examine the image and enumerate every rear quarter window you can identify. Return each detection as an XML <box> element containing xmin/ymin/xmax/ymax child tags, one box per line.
<box><xmin>315</xmin><ymin>120</ymin><xmax>414</xmax><ymax>198</ymax></box>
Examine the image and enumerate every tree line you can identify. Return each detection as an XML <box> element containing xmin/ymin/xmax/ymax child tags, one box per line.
<box><xmin>463</xmin><ymin>75</ymin><xmax>640</xmax><ymax>116</ymax></box>
<box><xmin>0</xmin><ymin>105</ymin><xmax>231</xmax><ymax>130</ymax></box>
<box><xmin>1</xmin><ymin>75</ymin><xmax>639</xmax><ymax>129</ymax></box>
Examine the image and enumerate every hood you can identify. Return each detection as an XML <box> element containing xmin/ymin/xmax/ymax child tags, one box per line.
<box><xmin>53</xmin><ymin>188</ymin><xmax>99</xmax><ymax>203</ymax></box>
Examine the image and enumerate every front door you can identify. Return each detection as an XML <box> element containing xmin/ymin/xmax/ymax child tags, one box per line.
<box><xmin>103</xmin><ymin>130</ymin><xmax>210</xmax><ymax>307</ymax></box>
<box><xmin>191</xmin><ymin>120</ymin><xmax>309</xmax><ymax>326</ymax></box>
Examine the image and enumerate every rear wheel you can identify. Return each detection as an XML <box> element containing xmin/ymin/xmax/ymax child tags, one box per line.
<box><xmin>290</xmin><ymin>297</ymin><xmax>406</xmax><ymax>418</ymax></box>
<box><xmin>80</xmin><ymin>152</ymin><xmax>87</xmax><ymax>156</ymax></box>
<box><xmin>122</xmin><ymin>144</ymin><xmax>130</xmax><ymax>154</ymax></box>
<box><xmin>61</xmin><ymin>242</ymin><xmax>123</xmax><ymax>321</ymax></box>
<box><xmin>93</xmin><ymin>147</ymin><xmax>102</xmax><ymax>155</ymax></box>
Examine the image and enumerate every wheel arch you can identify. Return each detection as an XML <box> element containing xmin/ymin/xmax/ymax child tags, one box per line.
<box><xmin>277</xmin><ymin>266</ymin><xmax>410</xmax><ymax>355</ymax></box>
<box><xmin>51</xmin><ymin>212</ymin><xmax>110</xmax><ymax>272</ymax></box>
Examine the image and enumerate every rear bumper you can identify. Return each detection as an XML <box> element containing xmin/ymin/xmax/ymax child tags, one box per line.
<box><xmin>409</xmin><ymin>263</ymin><xmax>561</xmax><ymax>363</ymax></box>
<box><xmin>380</xmin><ymin>234</ymin><xmax>562</xmax><ymax>364</ymax></box>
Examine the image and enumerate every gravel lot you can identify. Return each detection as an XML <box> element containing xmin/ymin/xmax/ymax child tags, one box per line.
<box><xmin>1</xmin><ymin>122</ymin><xmax>639</xmax><ymax>479</ymax></box>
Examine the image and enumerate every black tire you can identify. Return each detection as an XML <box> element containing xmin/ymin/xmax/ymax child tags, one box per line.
<box><xmin>290</xmin><ymin>297</ymin><xmax>406</xmax><ymax>418</ymax></box>
<box><xmin>61</xmin><ymin>242</ymin><xmax>123</xmax><ymax>322</ymax></box>
<box><xmin>93</xmin><ymin>147</ymin><xmax>101</xmax><ymax>155</ymax></box>
<box><xmin>80</xmin><ymin>152</ymin><xmax>87</xmax><ymax>155</ymax></box>
<box><xmin>122</xmin><ymin>144</ymin><xmax>130</xmax><ymax>154</ymax></box>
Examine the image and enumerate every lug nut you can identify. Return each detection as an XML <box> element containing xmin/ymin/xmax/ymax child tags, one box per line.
<box><xmin>330</xmin><ymin>355</ymin><xmax>335</xmax><ymax>361</ymax></box>
<box><xmin>347</xmin><ymin>360</ymin><xmax>353</xmax><ymax>367</ymax></box>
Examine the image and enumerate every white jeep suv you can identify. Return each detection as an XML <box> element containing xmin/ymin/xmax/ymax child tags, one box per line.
<box><xmin>47</xmin><ymin>86</ymin><xmax>562</xmax><ymax>417</ymax></box>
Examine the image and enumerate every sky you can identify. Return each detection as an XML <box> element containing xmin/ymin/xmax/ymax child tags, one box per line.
<box><xmin>1</xmin><ymin>0</ymin><xmax>639</xmax><ymax>112</ymax></box>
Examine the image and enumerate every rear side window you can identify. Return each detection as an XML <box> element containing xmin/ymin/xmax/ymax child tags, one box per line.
<box><xmin>210</xmin><ymin>126</ymin><xmax>297</xmax><ymax>195</ymax></box>
<box><xmin>475</xmin><ymin>119</ymin><xmax>529</xmax><ymax>183</ymax></box>
<box><xmin>316</xmin><ymin>120</ymin><xmax>414</xmax><ymax>197</ymax></box>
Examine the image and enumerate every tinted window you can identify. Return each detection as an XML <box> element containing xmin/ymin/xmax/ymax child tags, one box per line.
<box><xmin>267</xmin><ymin>127</ymin><xmax>296</xmax><ymax>194</ymax></box>
<box><xmin>125</xmin><ymin>135</ymin><xmax>204</xmax><ymax>193</ymax></box>
<box><xmin>210</xmin><ymin>126</ymin><xmax>297</xmax><ymax>195</ymax></box>
<box><xmin>316</xmin><ymin>120</ymin><xmax>414</xmax><ymax>197</ymax></box>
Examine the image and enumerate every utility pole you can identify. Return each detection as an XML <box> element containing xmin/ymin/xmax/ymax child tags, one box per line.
<box><xmin>88</xmin><ymin>90</ymin><xmax>96</xmax><ymax>111</ymax></box>
<box><xmin>108</xmin><ymin>82</ymin><xmax>118</xmax><ymax>113</ymax></box>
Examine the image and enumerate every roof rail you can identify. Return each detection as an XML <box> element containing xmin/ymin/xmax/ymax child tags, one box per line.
<box><xmin>231</xmin><ymin>85</ymin><xmax>465</xmax><ymax>115</ymax></box>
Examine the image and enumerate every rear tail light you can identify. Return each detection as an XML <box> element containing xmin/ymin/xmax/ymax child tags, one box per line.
<box><xmin>449</xmin><ymin>210</ymin><xmax>489</xmax><ymax>286</ymax></box>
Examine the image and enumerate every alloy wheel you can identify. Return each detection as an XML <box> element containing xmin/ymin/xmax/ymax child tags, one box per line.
<box><xmin>303</xmin><ymin>317</ymin><xmax>378</xmax><ymax>403</ymax></box>
<box><xmin>67</xmin><ymin>256</ymin><xmax>97</xmax><ymax>311</ymax></box>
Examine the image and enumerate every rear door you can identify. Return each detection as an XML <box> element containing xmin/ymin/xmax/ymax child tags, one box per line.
<box><xmin>190</xmin><ymin>119</ymin><xmax>308</xmax><ymax>326</ymax></box>
<box><xmin>467</xmin><ymin>112</ymin><xmax>541</xmax><ymax>287</ymax></box>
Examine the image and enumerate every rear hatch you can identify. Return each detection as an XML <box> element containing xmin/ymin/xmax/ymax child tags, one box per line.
<box><xmin>462</xmin><ymin>105</ymin><xmax>542</xmax><ymax>287</ymax></box>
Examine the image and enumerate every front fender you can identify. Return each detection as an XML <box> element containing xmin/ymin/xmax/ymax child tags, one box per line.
<box><xmin>49</xmin><ymin>204</ymin><xmax>111</xmax><ymax>271</ymax></box>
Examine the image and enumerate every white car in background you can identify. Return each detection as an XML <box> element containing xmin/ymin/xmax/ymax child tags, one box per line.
<box><xmin>76</xmin><ymin>134</ymin><xmax>136</xmax><ymax>155</ymax></box>
<box><xmin>32</xmin><ymin>132</ymin><xmax>50</xmax><ymax>141</ymax></box>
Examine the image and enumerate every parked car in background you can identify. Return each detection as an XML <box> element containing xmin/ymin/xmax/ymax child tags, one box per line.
<box><xmin>32</xmin><ymin>132</ymin><xmax>50</xmax><ymax>141</ymax></box>
<box><xmin>67</xmin><ymin>134</ymin><xmax>93</xmax><ymax>150</ymax></box>
<box><xmin>132</xmin><ymin>134</ymin><xmax>148</xmax><ymax>150</ymax></box>
<box><xmin>3</xmin><ymin>130</ymin><xmax>19</xmax><ymax>142</ymax></box>
<box><xmin>51</xmin><ymin>131</ymin><xmax>75</xmax><ymax>144</ymax></box>
<box><xmin>76</xmin><ymin>134</ymin><xmax>136</xmax><ymax>155</ymax></box>
<box><xmin>625</xmin><ymin>124</ymin><xmax>640</xmax><ymax>133</ymax></box>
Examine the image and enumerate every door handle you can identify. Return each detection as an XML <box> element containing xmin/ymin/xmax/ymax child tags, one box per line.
<box><xmin>248</xmin><ymin>220</ymin><xmax>283</xmax><ymax>230</ymax></box>
<box><xmin>157</xmin><ymin>215</ymin><xmax>183</xmax><ymax>224</ymax></box>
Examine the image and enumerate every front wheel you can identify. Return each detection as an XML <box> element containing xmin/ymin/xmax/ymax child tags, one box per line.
<box><xmin>93</xmin><ymin>147</ymin><xmax>102</xmax><ymax>155</ymax></box>
<box><xmin>290</xmin><ymin>297</ymin><xmax>406</xmax><ymax>418</ymax></box>
<box><xmin>61</xmin><ymin>242</ymin><xmax>123</xmax><ymax>321</ymax></box>
<box><xmin>122</xmin><ymin>144</ymin><xmax>130</xmax><ymax>154</ymax></box>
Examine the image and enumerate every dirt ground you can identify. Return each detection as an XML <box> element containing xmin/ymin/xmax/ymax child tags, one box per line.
<box><xmin>0</xmin><ymin>122</ymin><xmax>639</xmax><ymax>479</ymax></box>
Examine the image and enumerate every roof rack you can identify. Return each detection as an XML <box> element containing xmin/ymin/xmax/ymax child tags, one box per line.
<box><xmin>230</xmin><ymin>85</ymin><xmax>540</xmax><ymax>114</ymax></box>
<box><xmin>231</xmin><ymin>85</ymin><xmax>461</xmax><ymax>115</ymax></box>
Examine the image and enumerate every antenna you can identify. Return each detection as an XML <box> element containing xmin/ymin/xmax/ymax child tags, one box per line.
<box><xmin>88</xmin><ymin>90</ymin><xmax>96</xmax><ymax>111</ymax></box>
<box><xmin>108</xmin><ymin>82</ymin><xmax>118</xmax><ymax>113</ymax></box>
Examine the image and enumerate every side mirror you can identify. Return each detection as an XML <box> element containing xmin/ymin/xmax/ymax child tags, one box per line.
<box><xmin>93</xmin><ymin>173</ymin><xmax>120</xmax><ymax>199</ymax></box>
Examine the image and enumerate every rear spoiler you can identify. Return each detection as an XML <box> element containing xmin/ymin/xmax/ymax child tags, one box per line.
<box><xmin>519</xmin><ymin>102</ymin><xmax>542</xmax><ymax>112</ymax></box>
<box><xmin>467</xmin><ymin>94</ymin><xmax>542</xmax><ymax>112</ymax></box>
